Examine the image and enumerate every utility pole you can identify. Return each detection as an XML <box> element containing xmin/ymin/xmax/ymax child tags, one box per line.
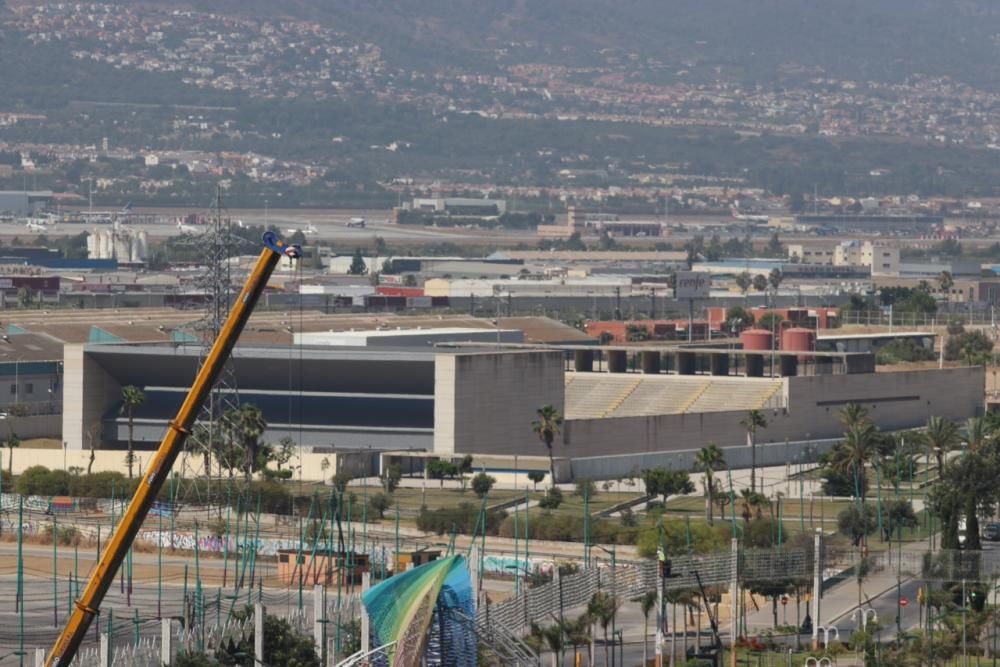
<box><xmin>730</xmin><ymin>537</ymin><xmax>738</xmax><ymax>667</ymax></box>
<box><xmin>812</xmin><ymin>529</ymin><xmax>822</xmax><ymax>650</ymax></box>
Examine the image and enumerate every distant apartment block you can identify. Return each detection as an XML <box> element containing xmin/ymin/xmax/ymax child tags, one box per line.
<box><xmin>788</xmin><ymin>240</ymin><xmax>899</xmax><ymax>275</ymax></box>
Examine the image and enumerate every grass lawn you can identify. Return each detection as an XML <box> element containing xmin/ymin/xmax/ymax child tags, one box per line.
<box><xmin>389</xmin><ymin>487</ymin><xmax>534</xmax><ymax>513</ymax></box>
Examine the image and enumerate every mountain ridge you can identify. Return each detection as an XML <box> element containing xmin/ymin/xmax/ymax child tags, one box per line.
<box><xmin>92</xmin><ymin>0</ymin><xmax>1000</xmax><ymax>88</ymax></box>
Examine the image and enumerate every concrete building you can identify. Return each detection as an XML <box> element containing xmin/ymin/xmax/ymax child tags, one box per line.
<box><xmin>788</xmin><ymin>240</ymin><xmax>899</xmax><ymax>275</ymax></box>
<box><xmin>0</xmin><ymin>191</ymin><xmax>53</xmax><ymax>217</ymax></box>
<box><xmin>873</xmin><ymin>276</ymin><xmax>1000</xmax><ymax>304</ymax></box>
<box><xmin>834</xmin><ymin>240</ymin><xmax>900</xmax><ymax>275</ymax></box>
<box><xmin>787</xmin><ymin>242</ymin><xmax>836</xmax><ymax>265</ymax></box>
<box><xmin>410</xmin><ymin>197</ymin><xmax>507</xmax><ymax>216</ymax></box>
<box><xmin>62</xmin><ymin>341</ymin><xmax>983</xmax><ymax>481</ymax></box>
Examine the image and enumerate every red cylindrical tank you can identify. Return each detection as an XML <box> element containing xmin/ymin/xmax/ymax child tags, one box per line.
<box><xmin>780</xmin><ymin>327</ymin><xmax>816</xmax><ymax>352</ymax></box>
<box><xmin>740</xmin><ymin>329</ymin><xmax>774</xmax><ymax>351</ymax></box>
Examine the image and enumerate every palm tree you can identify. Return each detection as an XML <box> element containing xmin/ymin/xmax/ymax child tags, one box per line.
<box><xmin>532</xmin><ymin>405</ymin><xmax>564</xmax><ymax>489</ymax></box>
<box><xmin>636</xmin><ymin>590</ymin><xmax>657</xmax><ymax>667</ymax></box>
<box><xmin>120</xmin><ymin>385</ymin><xmax>145</xmax><ymax>480</ymax></box>
<box><xmin>828</xmin><ymin>422</ymin><xmax>880</xmax><ymax>504</ymax></box>
<box><xmin>837</xmin><ymin>403</ymin><xmax>870</xmax><ymax>431</ymax></box>
<box><xmin>924</xmin><ymin>416</ymin><xmax>960</xmax><ymax>474</ymax></box>
<box><xmin>587</xmin><ymin>591</ymin><xmax>618</xmax><ymax>667</ymax></box>
<box><xmin>694</xmin><ymin>443</ymin><xmax>725</xmax><ymax>525</ymax></box>
<box><xmin>937</xmin><ymin>270</ymin><xmax>954</xmax><ymax>298</ymax></box>
<box><xmin>563</xmin><ymin>615</ymin><xmax>591</xmax><ymax>667</ymax></box>
<box><xmin>768</xmin><ymin>268</ymin><xmax>784</xmax><ymax>307</ymax></box>
<box><xmin>222</xmin><ymin>404</ymin><xmax>268</xmax><ymax>482</ymax></box>
<box><xmin>965</xmin><ymin>416</ymin><xmax>988</xmax><ymax>454</ymax></box>
<box><xmin>741</xmin><ymin>409</ymin><xmax>767</xmax><ymax>493</ymax></box>
<box><xmin>4</xmin><ymin>432</ymin><xmax>18</xmax><ymax>476</ymax></box>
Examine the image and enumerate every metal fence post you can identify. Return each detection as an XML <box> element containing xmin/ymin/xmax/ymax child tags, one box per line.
<box><xmin>254</xmin><ymin>602</ymin><xmax>265</xmax><ymax>666</ymax></box>
<box><xmin>730</xmin><ymin>537</ymin><xmax>739</xmax><ymax>667</ymax></box>
<box><xmin>313</xmin><ymin>584</ymin><xmax>324</xmax><ymax>661</ymax></box>
<box><xmin>361</xmin><ymin>572</ymin><xmax>371</xmax><ymax>654</ymax></box>
<box><xmin>162</xmin><ymin>617</ymin><xmax>172</xmax><ymax>666</ymax></box>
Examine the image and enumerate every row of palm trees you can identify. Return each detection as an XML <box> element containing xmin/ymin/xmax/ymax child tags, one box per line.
<box><xmin>120</xmin><ymin>384</ymin><xmax>272</xmax><ymax>483</ymax></box>
<box><xmin>693</xmin><ymin>404</ymin><xmax>979</xmax><ymax>529</ymax></box>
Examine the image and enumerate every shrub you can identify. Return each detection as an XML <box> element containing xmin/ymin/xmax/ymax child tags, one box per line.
<box><xmin>41</xmin><ymin>524</ymin><xmax>81</xmax><ymax>546</ymax></box>
<box><xmin>875</xmin><ymin>339</ymin><xmax>936</xmax><ymax>365</ymax></box>
<box><xmin>69</xmin><ymin>470</ymin><xmax>128</xmax><ymax>499</ymax></box>
<box><xmin>16</xmin><ymin>466</ymin><xmax>71</xmax><ymax>496</ymax></box>
<box><xmin>369</xmin><ymin>492</ymin><xmax>391</xmax><ymax>519</ymax></box>
<box><xmin>471</xmin><ymin>473</ymin><xmax>496</xmax><ymax>498</ymax></box>
<box><xmin>538</xmin><ymin>487</ymin><xmax>563</xmax><ymax>509</ymax></box>
<box><xmin>416</xmin><ymin>503</ymin><xmax>507</xmax><ymax>536</ymax></box>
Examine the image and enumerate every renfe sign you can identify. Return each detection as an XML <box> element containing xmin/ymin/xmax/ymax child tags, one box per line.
<box><xmin>675</xmin><ymin>271</ymin><xmax>710</xmax><ymax>299</ymax></box>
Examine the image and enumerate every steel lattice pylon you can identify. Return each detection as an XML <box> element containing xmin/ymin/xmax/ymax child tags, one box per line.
<box><xmin>181</xmin><ymin>187</ymin><xmax>242</xmax><ymax>496</ymax></box>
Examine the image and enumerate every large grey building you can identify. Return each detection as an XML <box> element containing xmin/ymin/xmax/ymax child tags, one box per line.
<box><xmin>62</xmin><ymin>340</ymin><xmax>984</xmax><ymax>480</ymax></box>
<box><xmin>0</xmin><ymin>191</ymin><xmax>53</xmax><ymax>217</ymax></box>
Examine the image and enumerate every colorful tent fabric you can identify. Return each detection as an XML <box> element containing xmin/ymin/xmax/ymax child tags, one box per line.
<box><xmin>362</xmin><ymin>555</ymin><xmax>476</xmax><ymax>667</ymax></box>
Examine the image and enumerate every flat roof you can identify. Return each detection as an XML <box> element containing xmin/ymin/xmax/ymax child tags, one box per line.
<box><xmin>303</xmin><ymin>327</ymin><xmax>522</xmax><ymax>339</ymax></box>
<box><xmin>15</xmin><ymin>309</ymin><xmax>588</xmax><ymax>344</ymax></box>
<box><xmin>436</xmin><ymin>341</ymin><xmax>863</xmax><ymax>359</ymax></box>
<box><xmin>818</xmin><ymin>332</ymin><xmax>934</xmax><ymax>340</ymax></box>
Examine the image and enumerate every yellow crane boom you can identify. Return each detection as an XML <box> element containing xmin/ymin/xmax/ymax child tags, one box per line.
<box><xmin>45</xmin><ymin>232</ymin><xmax>301</xmax><ymax>666</ymax></box>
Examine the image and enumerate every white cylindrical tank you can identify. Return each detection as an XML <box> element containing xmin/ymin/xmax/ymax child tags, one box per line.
<box><xmin>114</xmin><ymin>237</ymin><xmax>130</xmax><ymax>261</ymax></box>
<box><xmin>86</xmin><ymin>233</ymin><xmax>97</xmax><ymax>259</ymax></box>
<box><xmin>137</xmin><ymin>230</ymin><xmax>149</xmax><ymax>260</ymax></box>
<box><xmin>129</xmin><ymin>235</ymin><xmax>140</xmax><ymax>263</ymax></box>
<box><xmin>100</xmin><ymin>230</ymin><xmax>113</xmax><ymax>259</ymax></box>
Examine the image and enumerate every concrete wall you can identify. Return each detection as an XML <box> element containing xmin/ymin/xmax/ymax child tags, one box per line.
<box><xmin>561</xmin><ymin>366</ymin><xmax>983</xmax><ymax>457</ymax></box>
<box><xmin>8</xmin><ymin>447</ymin><xmax>351</xmax><ymax>482</ymax></box>
<box><xmin>570</xmin><ymin>438</ymin><xmax>840</xmax><ymax>481</ymax></box>
<box><xmin>109</xmin><ymin>421</ymin><xmax>432</xmax><ymax>452</ymax></box>
<box><xmin>435</xmin><ymin>351</ymin><xmax>565</xmax><ymax>456</ymax></box>
<box><xmin>2</xmin><ymin>414</ymin><xmax>61</xmax><ymax>441</ymax></box>
<box><xmin>63</xmin><ymin>344</ymin><xmax>121</xmax><ymax>451</ymax></box>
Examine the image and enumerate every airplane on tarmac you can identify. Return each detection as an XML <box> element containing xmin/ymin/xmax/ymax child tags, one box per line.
<box><xmin>731</xmin><ymin>204</ymin><xmax>769</xmax><ymax>224</ymax></box>
<box><xmin>80</xmin><ymin>202</ymin><xmax>133</xmax><ymax>225</ymax></box>
<box><xmin>25</xmin><ymin>218</ymin><xmax>51</xmax><ymax>232</ymax></box>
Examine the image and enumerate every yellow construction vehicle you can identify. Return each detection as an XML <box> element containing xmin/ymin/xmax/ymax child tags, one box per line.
<box><xmin>45</xmin><ymin>231</ymin><xmax>302</xmax><ymax>666</ymax></box>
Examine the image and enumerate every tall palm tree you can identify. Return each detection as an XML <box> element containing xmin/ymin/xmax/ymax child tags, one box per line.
<box><xmin>937</xmin><ymin>270</ymin><xmax>954</xmax><ymax>297</ymax></box>
<box><xmin>223</xmin><ymin>404</ymin><xmax>268</xmax><ymax>482</ymax></box>
<box><xmin>532</xmin><ymin>405</ymin><xmax>564</xmax><ymax>489</ymax></box>
<box><xmin>829</xmin><ymin>422</ymin><xmax>880</xmax><ymax>503</ymax></box>
<box><xmin>837</xmin><ymin>403</ymin><xmax>870</xmax><ymax>431</ymax></box>
<box><xmin>741</xmin><ymin>409</ymin><xmax>767</xmax><ymax>493</ymax></box>
<box><xmin>587</xmin><ymin>591</ymin><xmax>618</xmax><ymax>667</ymax></box>
<box><xmin>637</xmin><ymin>591</ymin><xmax>657</xmax><ymax>667</ymax></box>
<box><xmin>694</xmin><ymin>443</ymin><xmax>726</xmax><ymax>525</ymax></box>
<box><xmin>965</xmin><ymin>416</ymin><xmax>988</xmax><ymax>454</ymax></box>
<box><xmin>924</xmin><ymin>416</ymin><xmax>960</xmax><ymax>474</ymax></box>
<box><xmin>120</xmin><ymin>385</ymin><xmax>145</xmax><ymax>480</ymax></box>
<box><xmin>4</xmin><ymin>432</ymin><xmax>18</xmax><ymax>477</ymax></box>
<box><xmin>563</xmin><ymin>614</ymin><xmax>591</xmax><ymax>667</ymax></box>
